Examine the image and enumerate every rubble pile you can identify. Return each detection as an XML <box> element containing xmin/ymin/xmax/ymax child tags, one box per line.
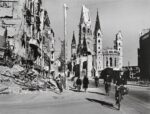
<box><xmin>0</xmin><ymin>65</ymin><xmax>57</xmax><ymax>94</ymax></box>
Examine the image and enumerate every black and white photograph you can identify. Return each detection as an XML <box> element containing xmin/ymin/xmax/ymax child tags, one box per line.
<box><xmin>0</xmin><ymin>0</ymin><xmax>149</xmax><ymax>114</ymax></box>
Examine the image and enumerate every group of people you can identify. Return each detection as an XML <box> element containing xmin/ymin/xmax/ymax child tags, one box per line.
<box><xmin>74</xmin><ymin>75</ymin><xmax>89</xmax><ymax>92</ymax></box>
<box><xmin>103</xmin><ymin>71</ymin><xmax>127</xmax><ymax>93</ymax></box>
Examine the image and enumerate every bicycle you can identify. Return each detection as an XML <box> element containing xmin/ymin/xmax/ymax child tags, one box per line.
<box><xmin>115</xmin><ymin>85</ymin><xmax>128</xmax><ymax>110</ymax></box>
<box><xmin>115</xmin><ymin>87</ymin><xmax>122</xmax><ymax>110</ymax></box>
<box><xmin>105</xmin><ymin>82</ymin><xmax>111</xmax><ymax>96</ymax></box>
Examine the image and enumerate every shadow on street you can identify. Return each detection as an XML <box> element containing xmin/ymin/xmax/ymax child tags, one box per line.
<box><xmin>88</xmin><ymin>91</ymin><xmax>106</xmax><ymax>96</ymax></box>
<box><xmin>86</xmin><ymin>98</ymin><xmax>118</xmax><ymax>110</ymax></box>
<box><xmin>69</xmin><ymin>86</ymin><xmax>84</xmax><ymax>92</ymax></box>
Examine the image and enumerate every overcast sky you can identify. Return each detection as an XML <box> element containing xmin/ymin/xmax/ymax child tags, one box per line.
<box><xmin>43</xmin><ymin>0</ymin><xmax>150</xmax><ymax>66</ymax></box>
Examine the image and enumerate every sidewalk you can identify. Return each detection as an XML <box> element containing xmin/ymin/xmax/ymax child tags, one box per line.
<box><xmin>127</xmin><ymin>81</ymin><xmax>150</xmax><ymax>87</ymax></box>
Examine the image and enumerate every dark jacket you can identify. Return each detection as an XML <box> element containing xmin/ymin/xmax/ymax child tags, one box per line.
<box><xmin>83</xmin><ymin>76</ymin><xmax>89</xmax><ymax>88</ymax></box>
<box><xmin>104</xmin><ymin>75</ymin><xmax>112</xmax><ymax>83</ymax></box>
<box><xmin>116</xmin><ymin>76</ymin><xmax>125</xmax><ymax>86</ymax></box>
<box><xmin>76</xmin><ymin>78</ymin><xmax>82</xmax><ymax>85</ymax></box>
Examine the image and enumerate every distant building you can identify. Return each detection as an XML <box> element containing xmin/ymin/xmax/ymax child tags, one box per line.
<box><xmin>138</xmin><ymin>30</ymin><xmax>150</xmax><ymax>80</ymax></box>
<box><xmin>93</xmin><ymin>9</ymin><xmax>123</xmax><ymax>75</ymax></box>
<box><xmin>123</xmin><ymin>66</ymin><xmax>140</xmax><ymax>79</ymax></box>
<box><xmin>77</xmin><ymin>5</ymin><xmax>93</xmax><ymax>77</ymax></box>
<box><xmin>71</xmin><ymin>5</ymin><xmax>123</xmax><ymax>77</ymax></box>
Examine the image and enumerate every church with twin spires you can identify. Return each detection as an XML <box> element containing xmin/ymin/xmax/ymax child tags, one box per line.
<box><xmin>71</xmin><ymin>5</ymin><xmax>123</xmax><ymax>77</ymax></box>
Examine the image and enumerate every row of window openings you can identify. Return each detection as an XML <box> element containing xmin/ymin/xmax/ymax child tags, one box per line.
<box><xmin>82</xmin><ymin>27</ymin><xmax>91</xmax><ymax>34</ymax></box>
<box><xmin>97</xmin><ymin>66</ymin><xmax>101</xmax><ymax>69</ymax></box>
<box><xmin>97</xmin><ymin>59</ymin><xmax>117</xmax><ymax>67</ymax></box>
<box><xmin>82</xmin><ymin>28</ymin><xmax>101</xmax><ymax>37</ymax></box>
<box><xmin>97</xmin><ymin>49</ymin><xmax>121</xmax><ymax>54</ymax></box>
<box><xmin>106</xmin><ymin>58</ymin><xmax>117</xmax><ymax>67</ymax></box>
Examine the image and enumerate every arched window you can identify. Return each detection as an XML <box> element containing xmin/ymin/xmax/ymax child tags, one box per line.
<box><xmin>88</xmin><ymin>29</ymin><xmax>90</xmax><ymax>33</ymax></box>
<box><xmin>110</xmin><ymin>57</ymin><xmax>112</xmax><ymax>67</ymax></box>
<box><xmin>83</xmin><ymin>27</ymin><xmax>86</xmax><ymax>33</ymax></box>
<box><xmin>98</xmin><ymin>40</ymin><xmax>100</xmax><ymax>43</ymax></box>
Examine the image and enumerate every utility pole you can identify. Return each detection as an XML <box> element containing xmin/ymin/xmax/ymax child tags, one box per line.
<box><xmin>63</xmin><ymin>4</ymin><xmax>68</xmax><ymax>77</ymax></box>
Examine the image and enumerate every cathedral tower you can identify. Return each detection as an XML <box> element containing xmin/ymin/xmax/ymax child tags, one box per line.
<box><xmin>78</xmin><ymin>5</ymin><xmax>92</xmax><ymax>55</ymax></box>
<box><xmin>114</xmin><ymin>31</ymin><xmax>123</xmax><ymax>69</ymax></box>
<box><xmin>93</xmin><ymin>10</ymin><xmax>103</xmax><ymax>72</ymax></box>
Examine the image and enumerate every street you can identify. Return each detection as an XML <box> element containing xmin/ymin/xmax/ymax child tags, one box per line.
<box><xmin>0</xmin><ymin>80</ymin><xmax>149</xmax><ymax>114</ymax></box>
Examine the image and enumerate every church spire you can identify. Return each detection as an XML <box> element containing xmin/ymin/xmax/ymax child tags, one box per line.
<box><xmin>72</xmin><ymin>31</ymin><xmax>76</xmax><ymax>45</ymax></box>
<box><xmin>79</xmin><ymin>5</ymin><xmax>91</xmax><ymax>25</ymax></box>
<box><xmin>94</xmin><ymin>9</ymin><xmax>101</xmax><ymax>36</ymax></box>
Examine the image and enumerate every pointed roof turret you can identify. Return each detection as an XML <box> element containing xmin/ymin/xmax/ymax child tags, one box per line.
<box><xmin>94</xmin><ymin>10</ymin><xmax>101</xmax><ymax>36</ymax></box>
<box><xmin>72</xmin><ymin>31</ymin><xmax>76</xmax><ymax>45</ymax></box>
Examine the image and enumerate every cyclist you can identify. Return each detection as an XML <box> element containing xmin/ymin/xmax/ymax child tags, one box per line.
<box><xmin>115</xmin><ymin>71</ymin><xmax>126</xmax><ymax>106</ymax></box>
<box><xmin>104</xmin><ymin>74</ymin><xmax>112</xmax><ymax>96</ymax></box>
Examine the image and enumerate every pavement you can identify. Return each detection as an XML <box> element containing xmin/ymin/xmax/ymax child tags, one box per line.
<box><xmin>127</xmin><ymin>81</ymin><xmax>150</xmax><ymax>87</ymax></box>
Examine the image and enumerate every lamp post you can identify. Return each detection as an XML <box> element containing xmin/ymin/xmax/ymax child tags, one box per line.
<box><xmin>63</xmin><ymin>4</ymin><xmax>68</xmax><ymax>89</ymax></box>
<box><xmin>63</xmin><ymin>4</ymin><xmax>67</xmax><ymax>77</ymax></box>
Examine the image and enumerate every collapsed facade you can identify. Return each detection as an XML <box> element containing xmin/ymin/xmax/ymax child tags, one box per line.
<box><xmin>71</xmin><ymin>5</ymin><xmax>123</xmax><ymax>77</ymax></box>
<box><xmin>0</xmin><ymin>0</ymin><xmax>21</xmax><ymax>66</ymax></box>
<box><xmin>0</xmin><ymin>0</ymin><xmax>55</xmax><ymax>74</ymax></box>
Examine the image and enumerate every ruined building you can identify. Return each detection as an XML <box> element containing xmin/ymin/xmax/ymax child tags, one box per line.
<box><xmin>0</xmin><ymin>0</ymin><xmax>55</xmax><ymax>73</ymax></box>
<box><xmin>20</xmin><ymin>0</ymin><xmax>55</xmax><ymax>73</ymax></box>
<box><xmin>0</xmin><ymin>0</ymin><xmax>21</xmax><ymax>66</ymax></box>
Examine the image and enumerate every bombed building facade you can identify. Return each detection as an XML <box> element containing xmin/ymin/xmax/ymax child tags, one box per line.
<box><xmin>71</xmin><ymin>5</ymin><xmax>123</xmax><ymax>77</ymax></box>
<box><xmin>0</xmin><ymin>0</ymin><xmax>55</xmax><ymax>74</ymax></box>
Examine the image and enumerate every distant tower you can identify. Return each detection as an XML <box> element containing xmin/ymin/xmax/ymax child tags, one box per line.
<box><xmin>93</xmin><ymin>10</ymin><xmax>103</xmax><ymax>72</ymax></box>
<box><xmin>78</xmin><ymin>5</ymin><xmax>92</xmax><ymax>55</ymax></box>
<box><xmin>71</xmin><ymin>31</ymin><xmax>76</xmax><ymax>60</ymax></box>
<box><xmin>114</xmin><ymin>31</ymin><xmax>123</xmax><ymax>69</ymax></box>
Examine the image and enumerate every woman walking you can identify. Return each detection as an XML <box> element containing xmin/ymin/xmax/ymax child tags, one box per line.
<box><xmin>76</xmin><ymin>77</ymin><xmax>82</xmax><ymax>92</ymax></box>
<box><xmin>83</xmin><ymin>75</ymin><xmax>89</xmax><ymax>92</ymax></box>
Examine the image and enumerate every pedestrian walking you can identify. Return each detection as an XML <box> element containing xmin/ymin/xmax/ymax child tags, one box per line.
<box><xmin>94</xmin><ymin>76</ymin><xmax>99</xmax><ymax>87</ymax></box>
<box><xmin>72</xmin><ymin>77</ymin><xmax>77</xmax><ymax>89</ymax></box>
<box><xmin>55</xmin><ymin>74</ymin><xmax>63</xmax><ymax>93</ymax></box>
<box><xmin>76</xmin><ymin>77</ymin><xmax>82</xmax><ymax>92</ymax></box>
<box><xmin>83</xmin><ymin>75</ymin><xmax>89</xmax><ymax>92</ymax></box>
<box><xmin>62</xmin><ymin>74</ymin><xmax>67</xmax><ymax>89</ymax></box>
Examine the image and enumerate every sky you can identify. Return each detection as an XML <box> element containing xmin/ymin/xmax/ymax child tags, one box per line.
<box><xmin>43</xmin><ymin>0</ymin><xmax>150</xmax><ymax>66</ymax></box>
